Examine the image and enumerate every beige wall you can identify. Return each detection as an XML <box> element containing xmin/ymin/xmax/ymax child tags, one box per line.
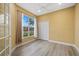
<box><xmin>37</xmin><ymin>7</ymin><xmax>75</xmax><ymax>44</ymax></box>
<box><xmin>75</xmin><ymin>4</ymin><xmax>79</xmax><ymax>48</ymax></box>
<box><xmin>0</xmin><ymin>3</ymin><xmax>78</xmax><ymax>53</ymax></box>
<box><xmin>10</xmin><ymin>4</ymin><xmax>17</xmax><ymax>48</ymax></box>
<box><xmin>10</xmin><ymin>4</ymin><xmax>35</xmax><ymax>48</ymax></box>
<box><xmin>8</xmin><ymin>3</ymin><xmax>79</xmax><ymax>49</ymax></box>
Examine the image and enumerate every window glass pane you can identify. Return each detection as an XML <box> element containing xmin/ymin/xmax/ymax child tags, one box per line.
<box><xmin>0</xmin><ymin>12</ymin><xmax>4</xmax><ymax>38</ymax></box>
<box><xmin>29</xmin><ymin>17</ymin><xmax>34</xmax><ymax>27</ymax></box>
<box><xmin>0</xmin><ymin>4</ymin><xmax>5</xmax><ymax>38</ymax></box>
<box><xmin>23</xmin><ymin>32</ymin><xmax>28</xmax><ymax>36</ymax></box>
<box><xmin>22</xmin><ymin>15</ymin><xmax>29</xmax><ymax>27</ymax></box>
<box><xmin>23</xmin><ymin>27</ymin><xmax>28</xmax><ymax>36</ymax></box>
<box><xmin>29</xmin><ymin>31</ymin><xmax>34</xmax><ymax>36</ymax></box>
<box><xmin>22</xmin><ymin>15</ymin><xmax>29</xmax><ymax>37</ymax></box>
<box><xmin>29</xmin><ymin>17</ymin><xmax>34</xmax><ymax>36</ymax></box>
<box><xmin>29</xmin><ymin>27</ymin><xmax>34</xmax><ymax>31</ymax></box>
<box><xmin>4</xmin><ymin>4</ymin><xmax>9</xmax><ymax>36</ymax></box>
<box><xmin>4</xmin><ymin>15</ymin><xmax>9</xmax><ymax>36</ymax></box>
<box><xmin>22</xmin><ymin>14</ymin><xmax>35</xmax><ymax>37</ymax></box>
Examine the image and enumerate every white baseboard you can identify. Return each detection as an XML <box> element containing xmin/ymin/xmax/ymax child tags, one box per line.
<box><xmin>48</xmin><ymin>40</ymin><xmax>79</xmax><ymax>54</ymax></box>
<box><xmin>73</xmin><ymin>45</ymin><xmax>79</xmax><ymax>53</ymax></box>
<box><xmin>48</xmin><ymin>40</ymin><xmax>74</xmax><ymax>47</ymax></box>
<box><xmin>10</xmin><ymin>46</ymin><xmax>17</xmax><ymax>56</ymax></box>
<box><xmin>10</xmin><ymin>39</ymin><xmax>36</xmax><ymax>56</ymax></box>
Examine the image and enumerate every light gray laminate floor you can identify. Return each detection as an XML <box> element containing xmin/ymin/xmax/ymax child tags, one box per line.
<box><xmin>12</xmin><ymin>39</ymin><xmax>79</xmax><ymax>56</ymax></box>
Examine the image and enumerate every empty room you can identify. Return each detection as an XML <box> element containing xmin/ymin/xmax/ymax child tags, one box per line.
<box><xmin>0</xmin><ymin>3</ymin><xmax>79</xmax><ymax>56</ymax></box>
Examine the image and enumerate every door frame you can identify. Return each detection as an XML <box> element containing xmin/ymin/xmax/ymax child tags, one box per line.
<box><xmin>38</xmin><ymin>20</ymin><xmax>49</xmax><ymax>40</ymax></box>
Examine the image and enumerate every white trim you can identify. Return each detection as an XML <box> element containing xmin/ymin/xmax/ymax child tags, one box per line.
<box><xmin>16</xmin><ymin>39</ymin><xmax>36</xmax><ymax>48</ymax></box>
<box><xmin>73</xmin><ymin>45</ymin><xmax>79</xmax><ymax>53</ymax></box>
<box><xmin>34</xmin><ymin>17</ymin><xmax>37</xmax><ymax>38</ymax></box>
<box><xmin>48</xmin><ymin>40</ymin><xmax>79</xmax><ymax>54</ymax></box>
<box><xmin>10</xmin><ymin>46</ymin><xmax>16</xmax><ymax>56</ymax></box>
<box><xmin>22</xmin><ymin>35</ymin><xmax>34</xmax><ymax>40</ymax></box>
<box><xmin>22</xmin><ymin>14</ymin><xmax>35</xmax><ymax>39</ymax></box>
<box><xmin>10</xmin><ymin>39</ymin><xmax>36</xmax><ymax>56</ymax></box>
<box><xmin>48</xmin><ymin>40</ymin><xmax>74</xmax><ymax>47</ymax></box>
<box><xmin>38</xmin><ymin>21</ymin><xmax>49</xmax><ymax>40</ymax></box>
<box><xmin>0</xmin><ymin>46</ymin><xmax>9</xmax><ymax>55</ymax></box>
<box><xmin>0</xmin><ymin>35</ymin><xmax>10</xmax><ymax>40</ymax></box>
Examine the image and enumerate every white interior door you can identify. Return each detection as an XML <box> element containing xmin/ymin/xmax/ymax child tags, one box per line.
<box><xmin>38</xmin><ymin>21</ymin><xmax>49</xmax><ymax>40</ymax></box>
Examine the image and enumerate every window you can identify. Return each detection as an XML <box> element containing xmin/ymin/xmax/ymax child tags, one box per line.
<box><xmin>29</xmin><ymin>17</ymin><xmax>34</xmax><ymax>36</ymax></box>
<box><xmin>0</xmin><ymin>4</ymin><xmax>10</xmax><ymax>56</ymax></box>
<box><xmin>22</xmin><ymin>14</ymin><xmax>34</xmax><ymax>38</ymax></box>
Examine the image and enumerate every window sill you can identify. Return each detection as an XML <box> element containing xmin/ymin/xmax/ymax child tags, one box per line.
<box><xmin>22</xmin><ymin>35</ymin><xmax>34</xmax><ymax>40</ymax></box>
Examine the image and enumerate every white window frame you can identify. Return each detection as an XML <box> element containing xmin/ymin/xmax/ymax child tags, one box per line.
<box><xmin>0</xmin><ymin>4</ymin><xmax>11</xmax><ymax>56</ymax></box>
<box><xmin>22</xmin><ymin>13</ymin><xmax>35</xmax><ymax>39</ymax></box>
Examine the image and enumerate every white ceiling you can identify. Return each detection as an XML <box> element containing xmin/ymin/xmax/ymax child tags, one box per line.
<box><xmin>17</xmin><ymin>3</ymin><xmax>75</xmax><ymax>16</ymax></box>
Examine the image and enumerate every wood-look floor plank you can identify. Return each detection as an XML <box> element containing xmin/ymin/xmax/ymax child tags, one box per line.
<box><xmin>11</xmin><ymin>39</ymin><xmax>79</xmax><ymax>56</ymax></box>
